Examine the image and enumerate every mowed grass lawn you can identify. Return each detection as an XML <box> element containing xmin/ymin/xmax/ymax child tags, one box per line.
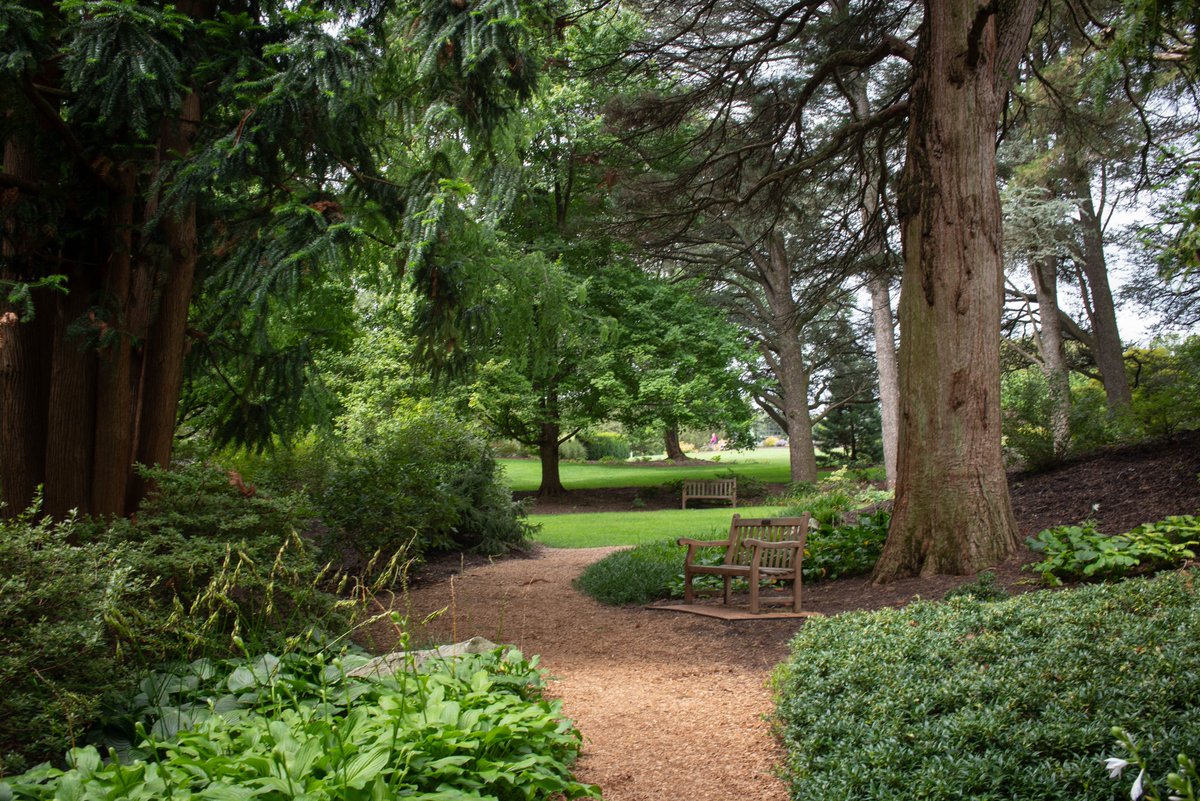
<box><xmin>499</xmin><ymin>446</ymin><xmax>794</xmax><ymax>492</ymax></box>
<box><xmin>528</xmin><ymin>505</ymin><xmax>787</xmax><ymax>548</ymax></box>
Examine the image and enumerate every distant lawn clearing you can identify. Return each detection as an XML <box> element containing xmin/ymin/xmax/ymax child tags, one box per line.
<box><xmin>500</xmin><ymin>447</ymin><xmax>796</xmax><ymax>492</ymax></box>
<box><xmin>528</xmin><ymin>505</ymin><xmax>787</xmax><ymax>548</ymax></box>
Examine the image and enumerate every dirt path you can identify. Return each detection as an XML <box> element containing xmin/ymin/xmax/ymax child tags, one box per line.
<box><xmin>383</xmin><ymin>547</ymin><xmax>800</xmax><ymax>801</ymax></box>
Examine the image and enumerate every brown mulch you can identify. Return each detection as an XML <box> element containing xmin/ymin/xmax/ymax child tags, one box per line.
<box><xmin>376</xmin><ymin>434</ymin><xmax>1200</xmax><ymax>801</ymax></box>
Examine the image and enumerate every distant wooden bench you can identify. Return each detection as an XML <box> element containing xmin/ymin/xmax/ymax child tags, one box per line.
<box><xmin>678</xmin><ymin>513</ymin><xmax>810</xmax><ymax>614</ymax></box>
<box><xmin>681</xmin><ymin>478</ymin><xmax>737</xmax><ymax>509</ymax></box>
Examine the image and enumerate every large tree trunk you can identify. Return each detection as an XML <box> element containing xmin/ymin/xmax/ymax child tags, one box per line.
<box><xmin>43</xmin><ymin>261</ymin><xmax>99</xmax><ymax>518</ymax></box>
<box><xmin>537</xmin><ymin>422</ymin><xmax>567</xmax><ymax>497</ymax></box>
<box><xmin>128</xmin><ymin>91</ymin><xmax>201</xmax><ymax>509</ymax></box>
<box><xmin>763</xmin><ymin>232</ymin><xmax>819</xmax><ymax>484</ymax></box>
<box><xmin>0</xmin><ymin>135</ymin><xmax>52</xmax><ymax>517</ymax></box>
<box><xmin>869</xmin><ymin>276</ymin><xmax>900</xmax><ymax>488</ymax></box>
<box><xmin>663</xmin><ymin>425</ymin><xmax>687</xmax><ymax>461</ymax></box>
<box><xmin>1068</xmin><ymin>158</ymin><xmax>1132</xmax><ymax>412</ymax></box>
<box><xmin>1032</xmin><ymin>255</ymin><xmax>1071</xmax><ymax>460</ymax></box>
<box><xmin>89</xmin><ymin>166</ymin><xmax>138</xmax><ymax>517</ymax></box>
<box><xmin>875</xmin><ymin>0</ymin><xmax>1034</xmax><ymax>581</ymax></box>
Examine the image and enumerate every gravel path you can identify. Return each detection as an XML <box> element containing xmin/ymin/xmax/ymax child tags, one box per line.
<box><xmin>383</xmin><ymin>547</ymin><xmax>798</xmax><ymax>801</ymax></box>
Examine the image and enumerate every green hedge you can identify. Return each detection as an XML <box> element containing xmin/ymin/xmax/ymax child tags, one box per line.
<box><xmin>773</xmin><ymin>571</ymin><xmax>1200</xmax><ymax>801</ymax></box>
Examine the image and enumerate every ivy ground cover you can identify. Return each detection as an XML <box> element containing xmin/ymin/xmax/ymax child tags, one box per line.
<box><xmin>773</xmin><ymin>570</ymin><xmax>1200</xmax><ymax>801</ymax></box>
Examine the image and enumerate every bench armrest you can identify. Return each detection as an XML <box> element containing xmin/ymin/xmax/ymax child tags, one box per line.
<box><xmin>677</xmin><ymin>538</ymin><xmax>729</xmax><ymax>548</ymax></box>
<box><xmin>742</xmin><ymin>538</ymin><xmax>804</xmax><ymax>550</ymax></box>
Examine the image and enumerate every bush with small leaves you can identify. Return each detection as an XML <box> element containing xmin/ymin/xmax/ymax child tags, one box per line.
<box><xmin>773</xmin><ymin>571</ymin><xmax>1200</xmax><ymax>801</ymax></box>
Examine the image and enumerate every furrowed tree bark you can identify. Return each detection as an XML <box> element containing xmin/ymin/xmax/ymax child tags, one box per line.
<box><xmin>1068</xmin><ymin>157</ymin><xmax>1132</xmax><ymax>412</ymax></box>
<box><xmin>875</xmin><ymin>0</ymin><xmax>1034</xmax><ymax>581</ymax></box>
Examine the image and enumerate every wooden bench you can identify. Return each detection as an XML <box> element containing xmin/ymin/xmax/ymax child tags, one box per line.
<box><xmin>681</xmin><ymin>478</ymin><xmax>737</xmax><ymax>509</ymax></box>
<box><xmin>678</xmin><ymin>513</ymin><xmax>810</xmax><ymax>614</ymax></box>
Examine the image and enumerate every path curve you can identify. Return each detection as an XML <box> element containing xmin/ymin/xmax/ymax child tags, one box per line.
<box><xmin>384</xmin><ymin>547</ymin><xmax>800</xmax><ymax>801</ymax></box>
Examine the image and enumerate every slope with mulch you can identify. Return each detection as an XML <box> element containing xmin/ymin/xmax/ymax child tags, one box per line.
<box><xmin>382</xmin><ymin>434</ymin><xmax>1200</xmax><ymax>801</ymax></box>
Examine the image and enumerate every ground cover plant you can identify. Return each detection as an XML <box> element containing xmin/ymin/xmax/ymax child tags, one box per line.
<box><xmin>2</xmin><ymin>645</ymin><xmax>599</xmax><ymax>801</ymax></box>
<box><xmin>1026</xmin><ymin>515</ymin><xmax>1200</xmax><ymax>584</ymax></box>
<box><xmin>772</xmin><ymin>570</ymin><xmax>1200</xmax><ymax>801</ymax></box>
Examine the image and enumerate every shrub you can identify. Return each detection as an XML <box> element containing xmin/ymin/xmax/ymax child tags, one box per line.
<box><xmin>577</xmin><ymin>431</ymin><xmax>631</xmax><ymax>461</ymax></box>
<box><xmin>773</xmin><ymin>571</ymin><xmax>1200</xmax><ymax>801</ymax></box>
<box><xmin>491</xmin><ymin>438</ymin><xmax>535</xmax><ymax>458</ymax></box>
<box><xmin>0</xmin><ymin>468</ymin><xmax>354</xmax><ymax>772</ymax></box>
<box><xmin>801</xmin><ymin>512</ymin><xmax>889</xmax><ymax>582</ymax></box>
<box><xmin>559</xmin><ymin>437</ymin><xmax>588</xmax><ymax>461</ymax></box>
<box><xmin>763</xmin><ymin>435</ymin><xmax>779</xmax><ymax>447</ymax></box>
<box><xmin>575</xmin><ymin>540</ymin><xmax>685</xmax><ymax>605</ymax></box>
<box><xmin>314</xmin><ymin>401</ymin><xmax>532</xmax><ymax>561</ymax></box>
<box><xmin>1026</xmin><ymin>516</ymin><xmax>1199</xmax><ymax>584</ymax></box>
<box><xmin>3</xmin><ymin>646</ymin><xmax>599</xmax><ymax>801</ymax></box>
<box><xmin>0</xmin><ymin>506</ymin><xmax>137</xmax><ymax>774</ymax></box>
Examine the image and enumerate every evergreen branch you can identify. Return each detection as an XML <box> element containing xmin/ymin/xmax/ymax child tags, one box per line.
<box><xmin>20</xmin><ymin>79</ymin><xmax>119</xmax><ymax>192</ymax></box>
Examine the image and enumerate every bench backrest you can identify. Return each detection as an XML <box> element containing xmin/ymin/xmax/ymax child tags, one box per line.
<box><xmin>724</xmin><ymin>514</ymin><xmax>811</xmax><ymax>568</ymax></box>
<box><xmin>683</xmin><ymin>478</ymin><xmax>736</xmax><ymax>495</ymax></box>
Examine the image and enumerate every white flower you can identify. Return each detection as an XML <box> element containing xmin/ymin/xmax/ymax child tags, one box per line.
<box><xmin>1131</xmin><ymin>768</ymin><xmax>1146</xmax><ymax>801</ymax></box>
<box><xmin>1106</xmin><ymin>758</ymin><xmax>1131</xmax><ymax>779</ymax></box>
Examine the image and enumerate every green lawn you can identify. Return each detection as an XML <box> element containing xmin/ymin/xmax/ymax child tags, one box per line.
<box><xmin>528</xmin><ymin>505</ymin><xmax>787</xmax><ymax>547</ymax></box>
<box><xmin>500</xmin><ymin>447</ymin><xmax>795</xmax><ymax>491</ymax></box>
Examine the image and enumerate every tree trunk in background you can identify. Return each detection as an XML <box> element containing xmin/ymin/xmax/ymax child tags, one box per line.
<box><xmin>869</xmin><ymin>276</ymin><xmax>900</xmax><ymax>487</ymax></box>
<box><xmin>128</xmin><ymin>91</ymin><xmax>201</xmax><ymax>509</ymax></box>
<box><xmin>875</xmin><ymin>0</ymin><xmax>1033</xmax><ymax>581</ymax></box>
<box><xmin>849</xmin><ymin>69</ymin><xmax>899</xmax><ymax>489</ymax></box>
<box><xmin>43</xmin><ymin>260</ymin><xmax>99</xmax><ymax>518</ymax></box>
<box><xmin>664</xmin><ymin>426</ymin><xmax>687</xmax><ymax>461</ymax></box>
<box><xmin>0</xmin><ymin>135</ymin><xmax>52</xmax><ymax>517</ymax></box>
<box><xmin>537</xmin><ymin>422</ymin><xmax>567</xmax><ymax>497</ymax></box>
<box><xmin>1032</xmin><ymin>255</ymin><xmax>1071</xmax><ymax>460</ymax></box>
<box><xmin>89</xmin><ymin>166</ymin><xmax>138</xmax><ymax>517</ymax></box>
<box><xmin>1069</xmin><ymin>158</ymin><xmax>1132</xmax><ymax>412</ymax></box>
<box><xmin>763</xmin><ymin>232</ymin><xmax>819</xmax><ymax>484</ymax></box>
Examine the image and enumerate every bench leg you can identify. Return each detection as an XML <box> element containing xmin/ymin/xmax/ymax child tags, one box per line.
<box><xmin>722</xmin><ymin>576</ymin><xmax>731</xmax><ymax>606</ymax></box>
<box><xmin>792</xmin><ymin>577</ymin><xmax>802</xmax><ymax>613</ymax></box>
<box><xmin>749</xmin><ymin>571</ymin><xmax>760</xmax><ymax>614</ymax></box>
<box><xmin>683</xmin><ymin>570</ymin><xmax>694</xmax><ymax>604</ymax></box>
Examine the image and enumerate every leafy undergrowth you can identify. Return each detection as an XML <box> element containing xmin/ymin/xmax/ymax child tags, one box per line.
<box><xmin>1026</xmin><ymin>515</ymin><xmax>1199</xmax><ymax>584</ymax></box>
<box><xmin>2</xmin><ymin>646</ymin><xmax>599</xmax><ymax>801</ymax></box>
<box><xmin>773</xmin><ymin>570</ymin><xmax>1200</xmax><ymax>801</ymax></box>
